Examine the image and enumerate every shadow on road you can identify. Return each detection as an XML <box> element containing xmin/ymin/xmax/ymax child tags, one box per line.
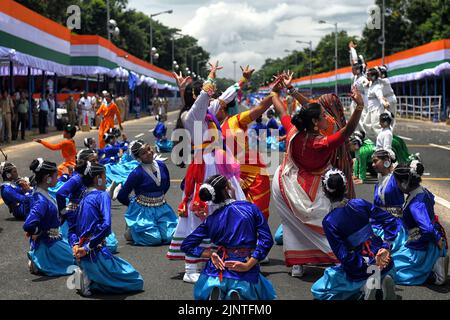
<box><xmin>424</xmin><ymin>282</ymin><xmax>450</xmax><ymax>294</ymax></box>
<box><xmin>81</xmin><ymin>290</ymin><xmax>144</xmax><ymax>300</ymax></box>
<box><xmin>32</xmin><ymin>276</ymin><xmax>65</xmax><ymax>283</ymax></box>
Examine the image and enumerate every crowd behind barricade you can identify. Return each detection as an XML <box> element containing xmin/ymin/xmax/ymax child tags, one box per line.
<box><xmin>0</xmin><ymin>88</ymin><xmax>175</xmax><ymax>146</ymax></box>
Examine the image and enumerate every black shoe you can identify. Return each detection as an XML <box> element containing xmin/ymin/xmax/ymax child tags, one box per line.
<box><xmin>209</xmin><ymin>287</ymin><xmax>221</xmax><ymax>300</ymax></box>
<box><xmin>229</xmin><ymin>290</ymin><xmax>240</xmax><ymax>300</ymax></box>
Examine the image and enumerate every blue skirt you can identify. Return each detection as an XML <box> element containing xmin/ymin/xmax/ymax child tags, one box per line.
<box><xmin>156</xmin><ymin>139</ymin><xmax>173</xmax><ymax>153</ymax></box>
<box><xmin>311</xmin><ymin>265</ymin><xmax>396</xmax><ymax>300</ymax></box>
<box><xmin>372</xmin><ymin>224</ymin><xmax>408</xmax><ymax>253</ymax></box>
<box><xmin>105</xmin><ymin>158</ymin><xmax>140</xmax><ymax>186</ymax></box>
<box><xmin>80</xmin><ymin>248</ymin><xmax>144</xmax><ymax>294</ymax></box>
<box><xmin>125</xmin><ymin>199</ymin><xmax>178</xmax><ymax>246</ymax></box>
<box><xmin>274</xmin><ymin>224</ymin><xmax>283</xmax><ymax>245</ymax></box>
<box><xmin>60</xmin><ymin>221</ymin><xmax>69</xmax><ymax>242</ymax></box>
<box><xmin>266</xmin><ymin>136</ymin><xmax>278</xmax><ymax>151</ymax></box>
<box><xmin>48</xmin><ymin>180</ymin><xmax>66</xmax><ymax>201</ymax></box>
<box><xmin>106</xmin><ymin>232</ymin><xmax>119</xmax><ymax>253</ymax></box>
<box><xmin>28</xmin><ymin>239</ymin><xmax>75</xmax><ymax>277</ymax></box>
<box><xmin>194</xmin><ymin>273</ymin><xmax>276</xmax><ymax>300</ymax></box>
<box><xmin>392</xmin><ymin>241</ymin><xmax>446</xmax><ymax>285</ymax></box>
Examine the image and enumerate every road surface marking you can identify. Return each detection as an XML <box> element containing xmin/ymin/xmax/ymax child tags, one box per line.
<box><xmin>431</xmin><ymin>129</ymin><xmax>448</xmax><ymax>133</ymax></box>
<box><xmin>135</xmin><ymin>133</ymin><xmax>145</xmax><ymax>138</ymax></box>
<box><xmin>407</xmin><ymin>125</ymin><xmax>420</xmax><ymax>129</ymax></box>
<box><xmin>429</xmin><ymin>144</ymin><xmax>450</xmax><ymax>151</ymax></box>
<box><xmin>435</xmin><ymin>196</ymin><xmax>450</xmax><ymax>210</ymax></box>
<box><xmin>398</xmin><ymin>135</ymin><xmax>413</xmax><ymax>141</ymax></box>
<box><xmin>149</xmin><ymin>129</ymin><xmax>155</xmax><ymax>133</ymax></box>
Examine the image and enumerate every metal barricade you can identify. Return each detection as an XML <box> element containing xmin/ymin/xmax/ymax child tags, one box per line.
<box><xmin>396</xmin><ymin>96</ymin><xmax>441</xmax><ymax>121</ymax></box>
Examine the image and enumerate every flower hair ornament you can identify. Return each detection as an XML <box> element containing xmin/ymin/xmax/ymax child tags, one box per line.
<box><xmin>409</xmin><ymin>160</ymin><xmax>422</xmax><ymax>178</ymax></box>
<box><xmin>84</xmin><ymin>161</ymin><xmax>93</xmax><ymax>176</ymax></box>
<box><xmin>323</xmin><ymin>168</ymin><xmax>347</xmax><ymax>193</ymax></box>
<box><xmin>199</xmin><ymin>183</ymin><xmax>216</xmax><ymax>202</ymax></box>
<box><xmin>35</xmin><ymin>158</ymin><xmax>44</xmax><ymax>172</ymax></box>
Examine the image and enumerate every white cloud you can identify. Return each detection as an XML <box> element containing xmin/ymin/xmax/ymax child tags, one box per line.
<box><xmin>128</xmin><ymin>0</ymin><xmax>376</xmax><ymax>78</ymax></box>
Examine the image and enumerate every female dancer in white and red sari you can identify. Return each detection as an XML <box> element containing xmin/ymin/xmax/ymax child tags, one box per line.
<box><xmin>271</xmin><ymin>79</ymin><xmax>365</xmax><ymax>277</ymax></box>
<box><xmin>166</xmin><ymin>62</ymin><xmax>246</xmax><ymax>284</ymax></box>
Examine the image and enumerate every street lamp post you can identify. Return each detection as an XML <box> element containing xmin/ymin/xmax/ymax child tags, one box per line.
<box><xmin>382</xmin><ymin>0</ymin><xmax>386</xmax><ymax>65</ymax></box>
<box><xmin>297</xmin><ymin>40</ymin><xmax>313</xmax><ymax>96</ymax></box>
<box><xmin>197</xmin><ymin>60</ymin><xmax>206</xmax><ymax>77</ymax></box>
<box><xmin>319</xmin><ymin>20</ymin><xmax>338</xmax><ymax>95</ymax></box>
<box><xmin>191</xmin><ymin>54</ymin><xmax>201</xmax><ymax>73</ymax></box>
<box><xmin>149</xmin><ymin>10</ymin><xmax>173</xmax><ymax>64</ymax></box>
<box><xmin>106</xmin><ymin>0</ymin><xmax>110</xmax><ymax>42</ymax></box>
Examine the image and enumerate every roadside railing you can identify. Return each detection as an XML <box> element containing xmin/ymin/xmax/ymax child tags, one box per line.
<box><xmin>340</xmin><ymin>95</ymin><xmax>443</xmax><ymax>122</ymax></box>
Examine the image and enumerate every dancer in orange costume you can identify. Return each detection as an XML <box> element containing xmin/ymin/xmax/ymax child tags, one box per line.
<box><xmin>216</xmin><ymin>66</ymin><xmax>276</xmax><ymax>220</ymax></box>
<box><xmin>34</xmin><ymin>124</ymin><xmax>77</xmax><ymax>177</ymax></box>
<box><xmin>97</xmin><ymin>93</ymin><xmax>123</xmax><ymax>148</ymax></box>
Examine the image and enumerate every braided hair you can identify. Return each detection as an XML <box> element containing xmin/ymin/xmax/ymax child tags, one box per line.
<box><xmin>199</xmin><ymin>174</ymin><xmax>230</xmax><ymax>204</ymax></box>
<box><xmin>322</xmin><ymin>168</ymin><xmax>347</xmax><ymax>203</ymax></box>
<box><xmin>29</xmin><ymin>158</ymin><xmax>57</xmax><ymax>184</ymax></box>
<box><xmin>77</xmin><ymin>161</ymin><xmax>105</xmax><ymax>187</ymax></box>
<box><xmin>291</xmin><ymin>103</ymin><xmax>322</xmax><ymax>132</ymax></box>
<box><xmin>393</xmin><ymin>161</ymin><xmax>424</xmax><ymax>192</ymax></box>
<box><xmin>130</xmin><ymin>139</ymin><xmax>146</xmax><ymax>160</ymax></box>
<box><xmin>0</xmin><ymin>162</ymin><xmax>16</xmax><ymax>181</ymax></box>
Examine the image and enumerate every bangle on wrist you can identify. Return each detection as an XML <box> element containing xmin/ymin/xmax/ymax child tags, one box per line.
<box><xmin>287</xmin><ymin>86</ymin><xmax>297</xmax><ymax>95</ymax></box>
<box><xmin>270</xmin><ymin>91</ymin><xmax>279</xmax><ymax>98</ymax></box>
<box><xmin>239</xmin><ymin>77</ymin><xmax>248</xmax><ymax>84</ymax></box>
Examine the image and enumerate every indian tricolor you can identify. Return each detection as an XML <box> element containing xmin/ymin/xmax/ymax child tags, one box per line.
<box><xmin>291</xmin><ymin>39</ymin><xmax>450</xmax><ymax>89</ymax></box>
<box><xmin>0</xmin><ymin>0</ymin><xmax>72</xmax><ymax>75</ymax></box>
<box><xmin>0</xmin><ymin>0</ymin><xmax>175</xmax><ymax>85</ymax></box>
<box><xmin>70</xmin><ymin>35</ymin><xmax>176</xmax><ymax>85</ymax></box>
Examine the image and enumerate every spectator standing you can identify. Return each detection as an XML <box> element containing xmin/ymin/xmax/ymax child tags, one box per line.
<box><xmin>38</xmin><ymin>92</ymin><xmax>49</xmax><ymax>134</ymax></box>
<box><xmin>16</xmin><ymin>92</ymin><xmax>29</xmax><ymax>140</ymax></box>
<box><xmin>0</xmin><ymin>90</ymin><xmax>14</xmax><ymax>143</ymax></box>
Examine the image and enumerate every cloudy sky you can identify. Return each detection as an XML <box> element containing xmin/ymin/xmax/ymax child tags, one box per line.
<box><xmin>128</xmin><ymin>0</ymin><xmax>376</xmax><ymax>79</ymax></box>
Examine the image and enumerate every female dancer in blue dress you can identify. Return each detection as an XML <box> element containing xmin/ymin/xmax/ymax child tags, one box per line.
<box><xmin>311</xmin><ymin>169</ymin><xmax>397</xmax><ymax>300</ymax></box>
<box><xmin>56</xmin><ymin>148</ymin><xmax>119</xmax><ymax>253</ymax></box>
<box><xmin>117</xmin><ymin>140</ymin><xmax>178</xmax><ymax>246</ymax></box>
<box><xmin>0</xmin><ymin>162</ymin><xmax>33</xmax><ymax>220</ymax></box>
<box><xmin>72</xmin><ymin>161</ymin><xmax>144</xmax><ymax>296</ymax></box>
<box><xmin>391</xmin><ymin>161</ymin><xmax>448</xmax><ymax>286</ymax></box>
<box><xmin>23</xmin><ymin>158</ymin><xmax>75</xmax><ymax>276</ymax></box>
<box><xmin>181</xmin><ymin>174</ymin><xmax>276</xmax><ymax>300</ymax></box>
<box><xmin>371</xmin><ymin>149</ymin><xmax>406</xmax><ymax>252</ymax></box>
<box><xmin>153</xmin><ymin>115</ymin><xmax>173</xmax><ymax>153</ymax></box>
<box><xmin>98</xmin><ymin>132</ymin><xmax>127</xmax><ymax>165</ymax></box>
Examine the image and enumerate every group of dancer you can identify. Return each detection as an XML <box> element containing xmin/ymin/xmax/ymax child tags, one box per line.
<box><xmin>0</xmin><ymin>54</ymin><xmax>448</xmax><ymax>300</ymax></box>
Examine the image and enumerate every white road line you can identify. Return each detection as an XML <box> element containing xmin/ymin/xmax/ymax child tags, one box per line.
<box><xmin>429</xmin><ymin>143</ymin><xmax>450</xmax><ymax>151</ymax></box>
<box><xmin>135</xmin><ymin>133</ymin><xmax>145</xmax><ymax>138</ymax></box>
<box><xmin>431</xmin><ymin>129</ymin><xmax>448</xmax><ymax>133</ymax></box>
<box><xmin>423</xmin><ymin>173</ymin><xmax>431</xmax><ymax>176</ymax></box>
<box><xmin>398</xmin><ymin>135</ymin><xmax>413</xmax><ymax>141</ymax></box>
<box><xmin>435</xmin><ymin>196</ymin><xmax>450</xmax><ymax>210</ymax></box>
<box><xmin>407</xmin><ymin>125</ymin><xmax>420</xmax><ymax>129</ymax></box>
<box><xmin>148</xmin><ymin>129</ymin><xmax>155</xmax><ymax>133</ymax></box>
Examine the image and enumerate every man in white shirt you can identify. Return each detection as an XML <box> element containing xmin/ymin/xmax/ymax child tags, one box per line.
<box><xmin>78</xmin><ymin>91</ymin><xmax>92</xmax><ymax>127</ymax></box>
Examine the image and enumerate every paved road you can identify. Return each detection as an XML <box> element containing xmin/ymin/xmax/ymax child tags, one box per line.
<box><xmin>0</xmin><ymin>111</ymin><xmax>449</xmax><ymax>300</ymax></box>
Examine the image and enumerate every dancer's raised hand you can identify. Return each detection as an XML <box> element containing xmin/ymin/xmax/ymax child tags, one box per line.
<box><xmin>282</xmin><ymin>70</ymin><xmax>294</xmax><ymax>88</ymax></box>
<box><xmin>172</xmin><ymin>71</ymin><xmax>192</xmax><ymax>90</ymax></box>
<box><xmin>241</xmin><ymin>65</ymin><xmax>255</xmax><ymax>80</ymax></box>
<box><xmin>208</xmin><ymin>61</ymin><xmax>223</xmax><ymax>76</ymax></box>
<box><xmin>350</xmin><ymin>85</ymin><xmax>364</xmax><ymax>107</ymax></box>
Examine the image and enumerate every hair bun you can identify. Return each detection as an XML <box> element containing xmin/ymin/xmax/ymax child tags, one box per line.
<box><xmin>199</xmin><ymin>185</ymin><xmax>214</xmax><ymax>202</ymax></box>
